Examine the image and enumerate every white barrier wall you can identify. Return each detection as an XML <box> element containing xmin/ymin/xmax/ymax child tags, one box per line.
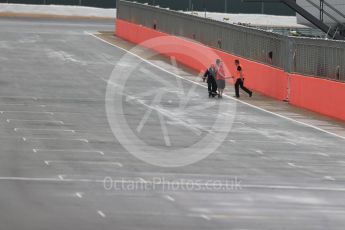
<box><xmin>297</xmin><ymin>0</ymin><xmax>345</xmax><ymax>26</ymax></box>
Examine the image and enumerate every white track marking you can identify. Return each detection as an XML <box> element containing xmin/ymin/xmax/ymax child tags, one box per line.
<box><xmin>200</xmin><ymin>214</ymin><xmax>211</xmax><ymax>221</ymax></box>
<box><xmin>324</xmin><ymin>176</ymin><xmax>336</xmax><ymax>181</ymax></box>
<box><xmin>44</xmin><ymin>160</ymin><xmax>123</xmax><ymax>167</ymax></box>
<box><xmin>0</xmin><ymin>104</ymin><xmax>46</xmax><ymax>107</ymax></box>
<box><xmin>288</xmin><ymin>162</ymin><xmax>298</xmax><ymax>167</ymax></box>
<box><xmin>0</xmin><ymin>96</ymin><xmax>37</xmax><ymax>100</ymax></box>
<box><xmin>88</xmin><ymin>32</ymin><xmax>345</xmax><ymax>141</ymax></box>
<box><xmin>255</xmin><ymin>150</ymin><xmax>264</xmax><ymax>155</ymax></box>
<box><xmin>25</xmin><ymin>137</ymin><xmax>88</xmax><ymax>143</ymax></box>
<box><xmin>1</xmin><ymin>176</ymin><xmax>345</xmax><ymax>192</ymax></box>
<box><xmin>288</xmin><ymin>141</ymin><xmax>297</xmax><ymax>146</ymax></box>
<box><xmin>97</xmin><ymin>210</ymin><xmax>106</xmax><ymax>218</ymax></box>
<box><xmin>33</xmin><ymin>149</ymin><xmax>104</xmax><ymax>155</ymax></box>
<box><xmin>14</xmin><ymin>128</ymin><xmax>75</xmax><ymax>133</ymax></box>
<box><xmin>287</xmin><ymin>162</ymin><xmax>304</xmax><ymax>169</ymax></box>
<box><xmin>75</xmin><ymin>192</ymin><xmax>83</xmax><ymax>198</ymax></box>
<box><xmin>164</xmin><ymin>195</ymin><xmax>175</xmax><ymax>202</ymax></box>
<box><xmin>6</xmin><ymin>119</ymin><xmax>64</xmax><ymax>124</ymax></box>
<box><xmin>0</xmin><ymin>111</ymin><xmax>54</xmax><ymax>115</ymax></box>
<box><xmin>311</xmin><ymin>152</ymin><xmax>330</xmax><ymax>157</ymax></box>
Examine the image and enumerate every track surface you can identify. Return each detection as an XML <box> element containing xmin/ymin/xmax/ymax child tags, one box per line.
<box><xmin>1</xmin><ymin>18</ymin><xmax>345</xmax><ymax>230</ymax></box>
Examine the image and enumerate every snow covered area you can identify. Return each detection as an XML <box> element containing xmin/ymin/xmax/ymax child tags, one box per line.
<box><xmin>0</xmin><ymin>4</ymin><xmax>116</xmax><ymax>18</ymax></box>
<box><xmin>0</xmin><ymin>3</ymin><xmax>305</xmax><ymax>28</ymax></box>
<box><xmin>183</xmin><ymin>11</ymin><xmax>306</xmax><ymax>28</ymax></box>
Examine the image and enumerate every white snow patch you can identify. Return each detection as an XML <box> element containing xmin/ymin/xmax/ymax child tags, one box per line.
<box><xmin>0</xmin><ymin>3</ymin><xmax>116</xmax><ymax>18</ymax></box>
<box><xmin>183</xmin><ymin>11</ymin><xmax>306</xmax><ymax>28</ymax></box>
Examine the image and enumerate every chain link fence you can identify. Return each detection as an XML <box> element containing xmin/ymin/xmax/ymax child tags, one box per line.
<box><xmin>291</xmin><ymin>37</ymin><xmax>345</xmax><ymax>81</ymax></box>
<box><xmin>117</xmin><ymin>0</ymin><xmax>345</xmax><ymax>81</ymax></box>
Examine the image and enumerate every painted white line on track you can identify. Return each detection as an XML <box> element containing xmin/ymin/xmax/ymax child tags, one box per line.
<box><xmin>324</xmin><ymin>176</ymin><xmax>336</xmax><ymax>181</ymax></box>
<box><xmin>6</xmin><ymin>119</ymin><xmax>64</xmax><ymax>124</ymax></box>
<box><xmin>164</xmin><ymin>195</ymin><xmax>175</xmax><ymax>202</ymax></box>
<box><xmin>1</xmin><ymin>176</ymin><xmax>345</xmax><ymax>192</ymax></box>
<box><xmin>288</xmin><ymin>141</ymin><xmax>297</xmax><ymax>146</ymax></box>
<box><xmin>97</xmin><ymin>210</ymin><xmax>106</xmax><ymax>218</ymax></box>
<box><xmin>75</xmin><ymin>192</ymin><xmax>83</xmax><ymax>198</ymax></box>
<box><xmin>288</xmin><ymin>162</ymin><xmax>298</xmax><ymax>168</ymax></box>
<box><xmin>0</xmin><ymin>96</ymin><xmax>37</xmax><ymax>100</ymax></box>
<box><xmin>1</xmin><ymin>111</ymin><xmax>54</xmax><ymax>115</ymax></box>
<box><xmin>25</xmin><ymin>137</ymin><xmax>89</xmax><ymax>143</ymax></box>
<box><xmin>14</xmin><ymin>128</ymin><xmax>75</xmax><ymax>133</ymax></box>
<box><xmin>45</xmin><ymin>160</ymin><xmax>123</xmax><ymax>167</ymax></box>
<box><xmin>311</xmin><ymin>152</ymin><xmax>330</xmax><ymax>157</ymax></box>
<box><xmin>200</xmin><ymin>214</ymin><xmax>211</xmax><ymax>221</ymax></box>
<box><xmin>255</xmin><ymin>150</ymin><xmax>264</xmax><ymax>155</ymax></box>
<box><xmin>88</xmin><ymin>32</ymin><xmax>345</xmax><ymax>141</ymax></box>
<box><xmin>0</xmin><ymin>104</ymin><xmax>46</xmax><ymax>107</ymax></box>
<box><xmin>235</xmin><ymin>139</ymin><xmax>291</xmax><ymax>144</ymax></box>
<box><xmin>33</xmin><ymin>149</ymin><xmax>104</xmax><ymax>155</ymax></box>
<box><xmin>0</xmin><ymin>104</ymin><xmax>27</xmax><ymax>106</ymax></box>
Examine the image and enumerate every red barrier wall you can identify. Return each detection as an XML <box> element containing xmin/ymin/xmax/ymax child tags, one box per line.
<box><xmin>116</xmin><ymin>19</ymin><xmax>288</xmax><ymax>101</ymax></box>
<box><xmin>213</xmin><ymin>49</ymin><xmax>288</xmax><ymax>101</ymax></box>
<box><xmin>290</xmin><ymin>74</ymin><xmax>345</xmax><ymax>121</ymax></box>
<box><xmin>116</xmin><ymin>19</ymin><xmax>345</xmax><ymax>121</ymax></box>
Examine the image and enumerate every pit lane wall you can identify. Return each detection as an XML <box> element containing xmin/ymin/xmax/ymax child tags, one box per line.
<box><xmin>116</xmin><ymin>19</ymin><xmax>288</xmax><ymax>101</ymax></box>
<box><xmin>289</xmin><ymin>73</ymin><xmax>345</xmax><ymax>121</ymax></box>
<box><xmin>116</xmin><ymin>19</ymin><xmax>345</xmax><ymax>122</ymax></box>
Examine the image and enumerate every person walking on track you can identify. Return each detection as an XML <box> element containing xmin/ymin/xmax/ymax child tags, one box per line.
<box><xmin>232</xmin><ymin>59</ymin><xmax>253</xmax><ymax>98</ymax></box>
<box><xmin>215</xmin><ymin>59</ymin><xmax>226</xmax><ymax>98</ymax></box>
<box><xmin>203</xmin><ymin>63</ymin><xmax>218</xmax><ymax>98</ymax></box>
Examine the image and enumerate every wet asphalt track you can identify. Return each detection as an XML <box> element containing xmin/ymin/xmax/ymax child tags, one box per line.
<box><xmin>1</xmin><ymin>18</ymin><xmax>345</xmax><ymax>230</ymax></box>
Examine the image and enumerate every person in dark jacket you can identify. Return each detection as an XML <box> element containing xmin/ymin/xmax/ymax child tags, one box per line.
<box><xmin>203</xmin><ymin>64</ymin><xmax>218</xmax><ymax>98</ymax></box>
